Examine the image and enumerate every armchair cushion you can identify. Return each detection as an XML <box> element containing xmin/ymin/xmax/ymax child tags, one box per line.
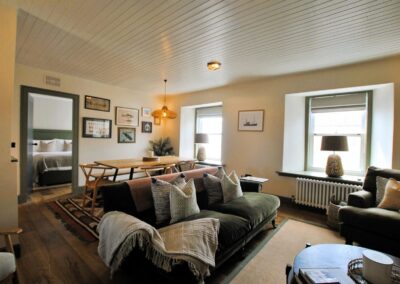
<box><xmin>0</xmin><ymin>252</ymin><xmax>16</xmax><ymax>281</ymax></box>
<box><xmin>363</xmin><ymin>166</ymin><xmax>400</xmax><ymax>200</ymax></box>
<box><xmin>348</xmin><ymin>190</ymin><xmax>374</xmax><ymax>208</ymax></box>
<box><xmin>339</xmin><ymin>206</ymin><xmax>400</xmax><ymax>239</ymax></box>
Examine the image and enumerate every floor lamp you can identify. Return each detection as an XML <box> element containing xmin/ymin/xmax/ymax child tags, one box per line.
<box><xmin>321</xmin><ymin>135</ymin><xmax>348</xmax><ymax>177</ymax></box>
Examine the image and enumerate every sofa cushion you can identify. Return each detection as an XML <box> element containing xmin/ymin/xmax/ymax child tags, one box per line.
<box><xmin>170</xmin><ymin>179</ymin><xmax>200</xmax><ymax>224</ymax></box>
<box><xmin>377</xmin><ymin>178</ymin><xmax>400</xmax><ymax>211</ymax></box>
<box><xmin>362</xmin><ymin>166</ymin><xmax>400</xmax><ymax>200</ymax></box>
<box><xmin>339</xmin><ymin>206</ymin><xmax>400</xmax><ymax>239</ymax></box>
<box><xmin>221</xmin><ymin>171</ymin><xmax>243</xmax><ymax>203</ymax></box>
<box><xmin>182</xmin><ymin>210</ymin><xmax>250</xmax><ymax>253</ymax></box>
<box><xmin>209</xmin><ymin>192</ymin><xmax>280</xmax><ymax>228</ymax></box>
<box><xmin>203</xmin><ymin>173</ymin><xmax>223</xmax><ymax>205</ymax></box>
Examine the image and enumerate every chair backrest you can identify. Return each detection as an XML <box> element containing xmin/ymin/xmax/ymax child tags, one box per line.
<box><xmin>141</xmin><ymin>163</ymin><xmax>177</xmax><ymax>177</ymax></box>
<box><xmin>79</xmin><ymin>163</ymin><xmax>112</xmax><ymax>184</ymax></box>
<box><xmin>363</xmin><ymin>166</ymin><xmax>400</xmax><ymax>198</ymax></box>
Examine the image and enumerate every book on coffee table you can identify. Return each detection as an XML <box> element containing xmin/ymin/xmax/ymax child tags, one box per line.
<box><xmin>298</xmin><ymin>268</ymin><xmax>354</xmax><ymax>284</ymax></box>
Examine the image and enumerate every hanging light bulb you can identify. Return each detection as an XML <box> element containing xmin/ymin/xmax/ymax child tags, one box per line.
<box><xmin>151</xmin><ymin>79</ymin><xmax>177</xmax><ymax>119</ymax></box>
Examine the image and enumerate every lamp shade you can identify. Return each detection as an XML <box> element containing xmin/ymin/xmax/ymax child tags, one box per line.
<box><xmin>321</xmin><ymin>135</ymin><xmax>348</xmax><ymax>151</ymax></box>
<box><xmin>195</xmin><ymin>133</ymin><xmax>209</xmax><ymax>144</ymax></box>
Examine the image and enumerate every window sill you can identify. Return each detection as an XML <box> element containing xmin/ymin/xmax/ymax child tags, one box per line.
<box><xmin>276</xmin><ymin>170</ymin><xmax>364</xmax><ymax>186</ymax></box>
<box><xmin>195</xmin><ymin>160</ymin><xmax>225</xmax><ymax>167</ymax></box>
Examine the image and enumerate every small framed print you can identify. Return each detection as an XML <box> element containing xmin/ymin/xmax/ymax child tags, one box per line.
<box><xmin>142</xmin><ymin>107</ymin><xmax>151</xmax><ymax>117</ymax></box>
<box><xmin>142</xmin><ymin>121</ymin><xmax>152</xmax><ymax>133</ymax></box>
<box><xmin>82</xmin><ymin>117</ymin><xmax>112</xmax><ymax>138</ymax></box>
<box><xmin>84</xmin><ymin>95</ymin><xmax>110</xmax><ymax>112</ymax></box>
<box><xmin>118</xmin><ymin>127</ymin><xmax>136</xmax><ymax>143</ymax></box>
<box><xmin>115</xmin><ymin>107</ymin><xmax>139</xmax><ymax>127</ymax></box>
<box><xmin>238</xmin><ymin>110</ymin><xmax>264</xmax><ymax>131</ymax></box>
<box><xmin>154</xmin><ymin>116</ymin><xmax>161</xmax><ymax>125</ymax></box>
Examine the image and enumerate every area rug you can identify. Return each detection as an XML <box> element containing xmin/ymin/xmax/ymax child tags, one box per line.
<box><xmin>47</xmin><ymin>197</ymin><xmax>101</xmax><ymax>242</ymax></box>
<box><xmin>223</xmin><ymin>219</ymin><xmax>344</xmax><ymax>284</ymax></box>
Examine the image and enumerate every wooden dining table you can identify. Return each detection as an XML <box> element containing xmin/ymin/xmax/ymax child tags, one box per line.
<box><xmin>94</xmin><ymin>156</ymin><xmax>196</xmax><ymax>181</ymax></box>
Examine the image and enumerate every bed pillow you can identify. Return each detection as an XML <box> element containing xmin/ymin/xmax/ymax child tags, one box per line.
<box><xmin>39</xmin><ymin>140</ymin><xmax>58</xmax><ymax>152</ymax></box>
<box><xmin>170</xmin><ymin>179</ymin><xmax>200</xmax><ymax>224</ymax></box>
<box><xmin>151</xmin><ymin>174</ymin><xmax>186</xmax><ymax>225</ymax></box>
<box><xmin>64</xmin><ymin>140</ymin><xmax>73</xmax><ymax>151</ymax></box>
<box><xmin>221</xmin><ymin>171</ymin><xmax>243</xmax><ymax>203</ymax></box>
<box><xmin>378</xmin><ymin>178</ymin><xmax>400</xmax><ymax>210</ymax></box>
<box><xmin>54</xmin><ymin>139</ymin><xmax>65</xmax><ymax>151</ymax></box>
<box><xmin>32</xmin><ymin>140</ymin><xmax>41</xmax><ymax>152</ymax></box>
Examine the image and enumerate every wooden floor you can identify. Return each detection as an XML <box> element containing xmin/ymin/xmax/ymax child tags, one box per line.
<box><xmin>16</xmin><ymin>198</ymin><xmax>329</xmax><ymax>284</ymax></box>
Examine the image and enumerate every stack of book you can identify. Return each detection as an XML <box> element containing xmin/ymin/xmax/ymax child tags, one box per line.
<box><xmin>295</xmin><ymin>268</ymin><xmax>354</xmax><ymax>284</ymax></box>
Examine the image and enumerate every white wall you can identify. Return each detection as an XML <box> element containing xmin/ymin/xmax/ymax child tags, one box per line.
<box><xmin>164</xmin><ymin>55</ymin><xmax>400</xmax><ymax>198</ymax></box>
<box><xmin>13</xmin><ymin>64</ymin><xmax>163</xmax><ymax>188</ymax></box>
<box><xmin>0</xmin><ymin>4</ymin><xmax>18</xmax><ymax>233</ymax></box>
<box><xmin>32</xmin><ymin>94</ymin><xmax>73</xmax><ymax>130</ymax></box>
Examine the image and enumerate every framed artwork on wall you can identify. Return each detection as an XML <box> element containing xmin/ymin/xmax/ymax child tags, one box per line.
<box><xmin>115</xmin><ymin>107</ymin><xmax>139</xmax><ymax>127</ymax></box>
<box><xmin>154</xmin><ymin>116</ymin><xmax>161</xmax><ymax>125</ymax></box>
<box><xmin>84</xmin><ymin>95</ymin><xmax>110</xmax><ymax>112</ymax></box>
<box><xmin>118</xmin><ymin>127</ymin><xmax>136</xmax><ymax>143</ymax></box>
<box><xmin>142</xmin><ymin>107</ymin><xmax>151</xmax><ymax>117</ymax></box>
<box><xmin>82</xmin><ymin>117</ymin><xmax>112</xmax><ymax>138</ymax></box>
<box><xmin>141</xmin><ymin>121</ymin><xmax>152</xmax><ymax>133</ymax></box>
<box><xmin>238</xmin><ymin>109</ymin><xmax>264</xmax><ymax>131</ymax></box>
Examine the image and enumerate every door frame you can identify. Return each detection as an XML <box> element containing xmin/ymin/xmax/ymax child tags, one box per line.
<box><xmin>19</xmin><ymin>85</ymin><xmax>80</xmax><ymax>203</ymax></box>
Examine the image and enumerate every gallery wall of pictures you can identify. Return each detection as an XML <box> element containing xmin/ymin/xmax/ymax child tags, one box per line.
<box><xmin>81</xmin><ymin>94</ymin><xmax>155</xmax><ymax>143</ymax></box>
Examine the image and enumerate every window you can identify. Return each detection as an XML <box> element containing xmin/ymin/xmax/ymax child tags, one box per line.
<box><xmin>195</xmin><ymin>106</ymin><xmax>222</xmax><ymax>161</ymax></box>
<box><xmin>306</xmin><ymin>92</ymin><xmax>371</xmax><ymax>175</ymax></box>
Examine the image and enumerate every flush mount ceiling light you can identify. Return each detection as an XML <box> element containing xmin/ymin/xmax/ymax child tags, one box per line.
<box><xmin>207</xmin><ymin>60</ymin><xmax>222</xmax><ymax>71</ymax></box>
<box><xmin>151</xmin><ymin>79</ymin><xmax>177</xmax><ymax>119</ymax></box>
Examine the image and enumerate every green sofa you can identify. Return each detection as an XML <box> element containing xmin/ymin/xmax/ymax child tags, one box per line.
<box><xmin>339</xmin><ymin>166</ymin><xmax>400</xmax><ymax>257</ymax></box>
<box><xmin>100</xmin><ymin>167</ymin><xmax>280</xmax><ymax>282</ymax></box>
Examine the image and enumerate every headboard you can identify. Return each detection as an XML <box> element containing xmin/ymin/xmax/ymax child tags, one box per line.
<box><xmin>33</xmin><ymin>129</ymin><xmax>73</xmax><ymax>140</ymax></box>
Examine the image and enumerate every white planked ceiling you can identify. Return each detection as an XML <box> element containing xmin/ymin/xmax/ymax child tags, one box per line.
<box><xmin>3</xmin><ymin>0</ymin><xmax>400</xmax><ymax>95</ymax></box>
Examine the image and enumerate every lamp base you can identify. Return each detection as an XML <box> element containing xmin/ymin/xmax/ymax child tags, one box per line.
<box><xmin>325</xmin><ymin>154</ymin><xmax>344</xmax><ymax>177</ymax></box>
<box><xmin>197</xmin><ymin>146</ymin><xmax>206</xmax><ymax>161</ymax></box>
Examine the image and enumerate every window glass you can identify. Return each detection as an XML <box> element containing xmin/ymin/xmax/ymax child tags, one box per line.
<box><xmin>196</xmin><ymin>107</ymin><xmax>222</xmax><ymax>161</ymax></box>
<box><xmin>307</xmin><ymin>94</ymin><xmax>368</xmax><ymax>175</ymax></box>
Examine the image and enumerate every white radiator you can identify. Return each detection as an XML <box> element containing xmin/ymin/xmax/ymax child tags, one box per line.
<box><xmin>295</xmin><ymin>178</ymin><xmax>362</xmax><ymax>209</ymax></box>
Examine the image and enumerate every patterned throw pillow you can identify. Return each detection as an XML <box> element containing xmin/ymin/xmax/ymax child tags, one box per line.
<box><xmin>376</xmin><ymin>176</ymin><xmax>389</xmax><ymax>205</ymax></box>
<box><xmin>170</xmin><ymin>179</ymin><xmax>200</xmax><ymax>224</ymax></box>
<box><xmin>221</xmin><ymin>171</ymin><xmax>243</xmax><ymax>203</ymax></box>
<box><xmin>378</xmin><ymin>178</ymin><xmax>400</xmax><ymax>210</ymax></box>
<box><xmin>150</xmin><ymin>174</ymin><xmax>186</xmax><ymax>224</ymax></box>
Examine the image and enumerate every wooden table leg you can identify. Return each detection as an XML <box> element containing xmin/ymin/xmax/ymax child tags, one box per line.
<box><xmin>129</xmin><ymin>168</ymin><xmax>134</xmax><ymax>180</ymax></box>
<box><xmin>113</xmin><ymin>169</ymin><xmax>119</xmax><ymax>182</ymax></box>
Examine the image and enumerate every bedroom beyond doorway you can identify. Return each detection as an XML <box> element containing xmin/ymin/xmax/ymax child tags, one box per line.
<box><xmin>20</xmin><ymin>86</ymin><xmax>79</xmax><ymax>203</ymax></box>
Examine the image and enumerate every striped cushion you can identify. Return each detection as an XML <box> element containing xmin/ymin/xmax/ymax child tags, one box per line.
<box><xmin>151</xmin><ymin>175</ymin><xmax>186</xmax><ymax>224</ymax></box>
<box><xmin>170</xmin><ymin>179</ymin><xmax>200</xmax><ymax>224</ymax></box>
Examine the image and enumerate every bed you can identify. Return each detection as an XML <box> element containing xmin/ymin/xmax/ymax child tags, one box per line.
<box><xmin>33</xmin><ymin>129</ymin><xmax>73</xmax><ymax>187</ymax></box>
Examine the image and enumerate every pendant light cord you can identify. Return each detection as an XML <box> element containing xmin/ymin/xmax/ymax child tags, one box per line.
<box><xmin>164</xmin><ymin>79</ymin><xmax>167</xmax><ymax>105</ymax></box>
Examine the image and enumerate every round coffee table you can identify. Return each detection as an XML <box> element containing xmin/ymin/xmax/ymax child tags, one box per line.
<box><xmin>288</xmin><ymin>244</ymin><xmax>400</xmax><ymax>283</ymax></box>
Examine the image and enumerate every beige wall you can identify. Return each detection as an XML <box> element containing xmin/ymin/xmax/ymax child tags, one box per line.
<box><xmin>165</xmin><ymin>55</ymin><xmax>400</xmax><ymax>198</ymax></box>
<box><xmin>13</xmin><ymin>64</ymin><xmax>163</xmax><ymax>191</ymax></box>
<box><xmin>0</xmin><ymin>4</ymin><xmax>18</xmax><ymax>229</ymax></box>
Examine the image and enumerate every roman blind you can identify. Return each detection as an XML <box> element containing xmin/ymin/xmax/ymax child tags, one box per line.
<box><xmin>310</xmin><ymin>92</ymin><xmax>367</xmax><ymax>113</ymax></box>
<box><xmin>196</xmin><ymin>106</ymin><xmax>222</xmax><ymax>117</ymax></box>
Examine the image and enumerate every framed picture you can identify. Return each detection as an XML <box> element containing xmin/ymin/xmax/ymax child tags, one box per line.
<box><xmin>142</xmin><ymin>107</ymin><xmax>151</xmax><ymax>117</ymax></box>
<box><xmin>154</xmin><ymin>116</ymin><xmax>161</xmax><ymax>125</ymax></box>
<box><xmin>142</xmin><ymin>121</ymin><xmax>152</xmax><ymax>133</ymax></box>
<box><xmin>82</xmin><ymin>117</ymin><xmax>112</xmax><ymax>138</ymax></box>
<box><xmin>118</xmin><ymin>127</ymin><xmax>136</xmax><ymax>143</ymax></box>
<box><xmin>238</xmin><ymin>110</ymin><xmax>264</xmax><ymax>131</ymax></box>
<box><xmin>84</xmin><ymin>95</ymin><xmax>110</xmax><ymax>112</ymax></box>
<box><xmin>115</xmin><ymin>107</ymin><xmax>139</xmax><ymax>127</ymax></box>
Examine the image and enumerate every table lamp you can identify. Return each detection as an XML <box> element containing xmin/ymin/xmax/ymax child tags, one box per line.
<box><xmin>195</xmin><ymin>133</ymin><xmax>209</xmax><ymax>161</ymax></box>
<box><xmin>321</xmin><ymin>135</ymin><xmax>348</xmax><ymax>177</ymax></box>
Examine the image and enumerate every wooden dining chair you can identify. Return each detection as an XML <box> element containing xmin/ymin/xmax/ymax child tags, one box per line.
<box><xmin>175</xmin><ymin>160</ymin><xmax>196</xmax><ymax>172</ymax></box>
<box><xmin>80</xmin><ymin>163</ymin><xmax>114</xmax><ymax>215</ymax></box>
<box><xmin>0</xmin><ymin>227</ymin><xmax>22</xmax><ymax>284</ymax></box>
<box><xmin>141</xmin><ymin>163</ymin><xmax>177</xmax><ymax>177</ymax></box>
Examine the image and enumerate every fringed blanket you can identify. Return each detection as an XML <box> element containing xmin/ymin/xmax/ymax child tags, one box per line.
<box><xmin>97</xmin><ymin>211</ymin><xmax>220</xmax><ymax>282</ymax></box>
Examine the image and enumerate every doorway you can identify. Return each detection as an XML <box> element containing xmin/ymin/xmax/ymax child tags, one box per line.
<box><xmin>20</xmin><ymin>86</ymin><xmax>79</xmax><ymax>203</ymax></box>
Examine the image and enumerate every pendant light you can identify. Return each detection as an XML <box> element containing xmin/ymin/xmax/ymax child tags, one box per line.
<box><xmin>151</xmin><ymin>79</ymin><xmax>177</xmax><ymax>119</ymax></box>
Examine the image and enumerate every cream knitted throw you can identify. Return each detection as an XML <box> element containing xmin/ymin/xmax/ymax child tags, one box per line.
<box><xmin>97</xmin><ymin>211</ymin><xmax>220</xmax><ymax>282</ymax></box>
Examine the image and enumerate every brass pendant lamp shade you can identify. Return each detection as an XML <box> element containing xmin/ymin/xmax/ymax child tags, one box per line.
<box><xmin>152</xmin><ymin>79</ymin><xmax>177</xmax><ymax>119</ymax></box>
